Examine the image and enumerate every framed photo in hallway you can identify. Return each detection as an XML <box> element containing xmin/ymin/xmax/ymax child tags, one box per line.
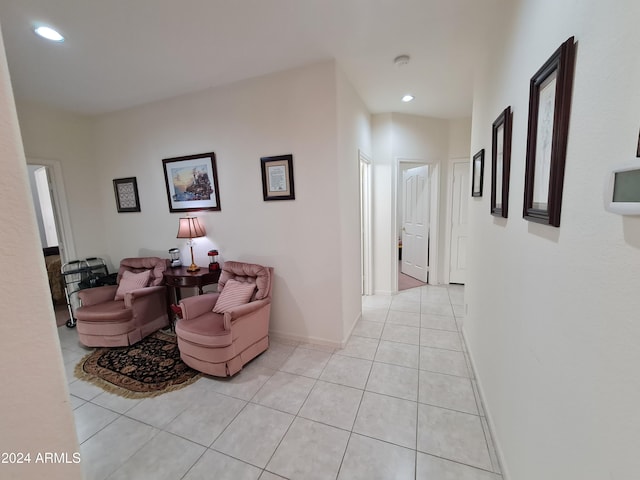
<box><xmin>472</xmin><ymin>149</ymin><xmax>485</xmax><ymax>197</ymax></box>
<box><xmin>261</xmin><ymin>154</ymin><xmax>295</xmax><ymax>201</ymax></box>
<box><xmin>523</xmin><ymin>36</ymin><xmax>576</xmax><ymax>227</ymax></box>
<box><xmin>491</xmin><ymin>106</ymin><xmax>512</xmax><ymax>218</ymax></box>
<box><xmin>162</xmin><ymin>152</ymin><xmax>221</xmax><ymax>213</ymax></box>
<box><xmin>113</xmin><ymin>177</ymin><xmax>140</xmax><ymax>213</ymax></box>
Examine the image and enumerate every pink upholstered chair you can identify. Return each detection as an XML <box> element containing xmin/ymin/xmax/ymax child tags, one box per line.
<box><xmin>175</xmin><ymin>261</ymin><xmax>273</xmax><ymax>377</ymax></box>
<box><xmin>76</xmin><ymin>257</ymin><xmax>169</xmax><ymax>347</ymax></box>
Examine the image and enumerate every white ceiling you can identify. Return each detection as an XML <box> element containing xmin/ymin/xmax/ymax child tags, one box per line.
<box><xmin>0</xmin><ymin>0</ymin><xmax>502</xmax><ymax>118</ymax></box>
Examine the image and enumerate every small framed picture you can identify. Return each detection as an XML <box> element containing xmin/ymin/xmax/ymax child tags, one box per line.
<box><xmin>472</xmin><ymin>149</ymin><xmax>485</xmax><ymax>197</ymax></box>
<box><xmin>491</xmin><ymin>106</ymin><xmax>512</xmax><ymax>218</ymax></box>
<box><xmin>113</xmin><ymin>177</ymin><xmax>140</xmax><ymax>213</ymax></box>
<box><xmin>162</xmin><ymin>152</ymin><xmax>221</xmax><ymax>213</ymax></box>
<box><xmin>260</xmin><ymin>154</ymin><xmax>295</xmax><ymax>201</ymax></box>
<box><xmin>523</xmin><ymin>36</ymin><xmax>576</xmax><ymax>227</ymax></box>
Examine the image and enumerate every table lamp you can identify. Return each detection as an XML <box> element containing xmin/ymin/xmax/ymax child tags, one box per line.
<box><xmin>176</xmin><ymin>216</ymin><xmax>206</xmax><ymax>272</ymax></box>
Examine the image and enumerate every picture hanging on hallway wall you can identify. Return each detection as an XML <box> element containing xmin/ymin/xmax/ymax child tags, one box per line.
<box><xmin>260</xmin><ymin>154</ymin><xmax>295</xmax><ymax>201</ymax></box>
<box><xmin>491</xmin><ymin>106</ymin><xmax>512</xmax><ymax>218</ymax></box>
<box><xmin>113</xmin><ymin>177</ymin><xmax>141</xmax><ymax>213</ymax></box>
<box><xmin>523</xmin><ymin>36</ymin><xmax>576</xmax><ymax>227</ymax></box>
<box><xmin>162</xmin><ymin>152</ymin><xmax>221</xmax><ymax>213</ymax></box>
<box><xmin>472</xmin><ymin>149</ymin><xmax>485</xmax><ymax>197</ymax></box>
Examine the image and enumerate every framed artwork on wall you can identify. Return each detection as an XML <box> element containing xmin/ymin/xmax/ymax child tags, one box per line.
<box><xmin>491</xmin><ymin>106</ymin><xmax>512</xmax><ymax>218</ymax></box>
<box><xmin>472</xmin><ymin>149</ymin><xmax>485</xmax><ymax>197</ymax></box>
<box><xmin>260</xmin><ymin>154</ymin><xmax>295</xmax><ymax>201</ymax></box>
<box><xmin>162</xmin><ymin>152</ymin><xmax>221</xmax><ymax>213</ymax></box>
<box><xmin>523</xmin><ymin>36</ymin><xmax>576</xmax><ymax>227</ymax></box>
<box><xmin>113</xmin><ymin>177</ymin><xmax>140</xmax><ymax>213</ymax></box>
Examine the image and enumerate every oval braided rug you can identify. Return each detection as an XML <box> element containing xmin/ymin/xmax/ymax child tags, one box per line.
<box><xmin>74</xmin><ymin>330</ymin><xmax>201</xmax><ymax>398</ymax></box>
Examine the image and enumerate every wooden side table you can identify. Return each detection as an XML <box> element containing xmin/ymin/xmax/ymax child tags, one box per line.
<box><xmin>163</xmin><ymin>267</ymin><xmax>222</xmax><ymax>323</ymax></box>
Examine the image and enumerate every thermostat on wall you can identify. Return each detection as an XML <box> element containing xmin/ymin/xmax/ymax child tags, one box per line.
<box><xmin>604</xmin><ymin>164</ymin><xmax>640</xmax><ymax>214</ymax></box>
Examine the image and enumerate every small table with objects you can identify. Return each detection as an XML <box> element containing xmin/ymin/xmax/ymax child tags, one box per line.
<box><xmin>163</xmin><ymin>266</ymin><xmax>221</xmax><ymax>326</ymax></box>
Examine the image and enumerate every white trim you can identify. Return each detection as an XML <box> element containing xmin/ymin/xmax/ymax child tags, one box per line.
<box><xmin>461</xmin><ymin>330</ymin><xmax>509</xmax><ymax>478</ymax></box>
<box><xmin>26</xmin><ymin>157</ymin><xmax>76</xmax><ymax>263</ymax></box>
<box><xmin>268</xmin><ymin>331</ymin><xmax>344</xmax><ymax>349</ymax></box>
<box><xmin>359</xmin><ymin>150</ymin><xmax>373</xmax><ymax>295</ymax></box>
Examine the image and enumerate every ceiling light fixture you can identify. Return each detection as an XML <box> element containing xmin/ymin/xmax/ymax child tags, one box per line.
<box><xmin>33</xmin><ymin>25</ymin><xmax>65</xmax><ymax>42</ymax></box>
<box><xmin>394</xmin><ymin>54</ymin><xmax>411</xmax><ymax>67</ymax></box>
<box><xmin>402</xmin><ymin>95</ymin><xmax>415</xmax><ymax>103</ymax></box>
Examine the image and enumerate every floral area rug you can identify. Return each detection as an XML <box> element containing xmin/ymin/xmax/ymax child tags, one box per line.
<box><xmin>74</xmin><ymin>330</ymin><xmax>200</xmax><ymax>398</ymax></box>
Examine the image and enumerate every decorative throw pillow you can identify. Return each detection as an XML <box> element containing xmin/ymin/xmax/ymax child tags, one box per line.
<box><xmin>213</xmin><ymin>279</ymin><xmax>256</xmax><ymax>313</ymax></box>
<box><xmin>114</xmin><ymin>269</ymin><xmax>152</xmax><ymax>300</ymax></box>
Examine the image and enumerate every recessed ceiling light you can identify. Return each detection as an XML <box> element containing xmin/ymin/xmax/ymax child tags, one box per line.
<box><xmin>402</xmin><ymin>95</ymin><xmax>414</xmax><ymax>103</ymax></box>
<box><xmin>34</xmin><ymin>25</ymin><xmax>65</xmax><ymax>42</ymax></box>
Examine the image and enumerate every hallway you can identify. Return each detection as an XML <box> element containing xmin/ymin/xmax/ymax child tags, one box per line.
<box><xmin>60</xmin><ymin>284</ymin><xmax>502</xmax><ymax>479</ymax></box>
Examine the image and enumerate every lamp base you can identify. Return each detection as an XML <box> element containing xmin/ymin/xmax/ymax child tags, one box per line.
<box><xmin>187</xmin><ymin>245</ymin><xmax>199</xmax><ymax>272</ymax></box>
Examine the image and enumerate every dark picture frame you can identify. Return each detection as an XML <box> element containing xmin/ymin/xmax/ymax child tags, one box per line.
<box><xmin>491</xmin><ymin>107</ymin><xmax>512</xmax><ymax>218</ymax></box>
<box><xmin>113</xmin><ymin>177</ymin><xmax>140</xmax><ymax>213</ymax></box>
<box><xmin>260</xmin><ymin>154</ymin><xmax>295</xmax><ymax>201</ymax></box>
<box><xmin>162</xmin><ymin>152</ymin><xmax>221</xmax><ymax>213</ymax></box>
<box><xmin>523</xmin><ymin>36</ymin><xmax>576</xmax><ymax>227</ymax></box>
<box><xmin>472</xmin><ymin>149</ymin><xmax>485</xmax><ymax>197</ymax></box>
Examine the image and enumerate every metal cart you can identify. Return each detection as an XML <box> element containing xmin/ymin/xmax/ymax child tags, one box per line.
<box><xmin>60</xmin><ymin>257</ymin><xmax>109</xmax><ymax>328</ymax></box>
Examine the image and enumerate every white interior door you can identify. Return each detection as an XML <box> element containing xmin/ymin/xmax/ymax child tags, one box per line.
<box><xmin>401</xmin><ymin>165</ymin><xmax>429</xmax><ymax>282</ymax></box>
<box><xmin>449</xmin><ymin>161</ymin><xmax>469</xmax><ymax>284</ymax></box>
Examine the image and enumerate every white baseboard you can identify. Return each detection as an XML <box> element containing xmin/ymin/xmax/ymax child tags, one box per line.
<box><xmin>341</xmin><ymin>311</ymin><xmax>362</xmax><ymax>348</ymax></box>
<box><xmin>269</xmin><ymin>311</ymin><xmax>362</xmax><ymax>350</ymax></box>
<box><xmin>460</xmin><ymin>329</ymin><xmax>510</xmax><ymax>480</ymax></box>
<box><xmin>268</xmin><ymin>330</ymin><xmax>343</xmax><ymax>349</ymax></box>
<box><xmin>372</xmin><ymin>290</ymin><xmax>393</xmax><ymax>296</ymax></box>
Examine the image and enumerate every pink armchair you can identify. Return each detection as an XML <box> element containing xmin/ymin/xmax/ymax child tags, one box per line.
<box><xmin>76</xmin><ymin>257</ymin><xmax>169</xmax><ymax>347</ymax></box>
<box><xmin>175</xmin><ymin>261</ymin><xmax>273</xmax><ymax>377</ymax></box>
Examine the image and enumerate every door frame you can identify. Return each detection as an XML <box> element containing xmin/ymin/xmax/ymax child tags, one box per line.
<box><xmin>393</xmin><ymin>157</ymin><xmax>439</xmax><ymax>291</ymax></box>
<box><xmin>26</xmin><ymin>157</ymin><xmax>76</xmax><ymax>263</ymax></box>
<box><xmin>359</xmin><ymin>150</ymin><xmax>373</xmax><ymax>296</ymax></box>
<box><xmin>444</xmin><ymin>157</ymin><xmax>470</xmax><ymax>285</ymax></box>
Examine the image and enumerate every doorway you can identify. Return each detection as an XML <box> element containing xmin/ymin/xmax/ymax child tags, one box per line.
<box><xmin>26</xmin><ymin>158</ymin><xmax>76</xmax><ymax>262</ymax></box>
<box><xmin>360</xmin><ymin>151</ymin><xmax>372</xmax><ymax>295</ymax></box>
<box><xmin>394</xmin><ymin>158</ymin><xmax>439</xmax><ymax>292</ymax></box>
<box><xmin>27</xmin><ymin>158</ymin><xmax>76</xmax><ymax>326</ymax></box>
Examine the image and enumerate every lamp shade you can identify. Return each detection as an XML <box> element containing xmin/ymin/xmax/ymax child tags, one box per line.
<box><xmin>176</xmin><ymin>217</ymin><xmax>206</xmax><ymax>239</ymax></box>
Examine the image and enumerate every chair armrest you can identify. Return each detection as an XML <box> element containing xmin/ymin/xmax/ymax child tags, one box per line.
<box><xmin>223</xmin><ymin>298</ymin><xmax>270</xmax><ymax>330</ymax></box>
<box><xmin>179</xmin><ymin>293</ymin><xmax>220</xmax><ymax>320</ymax></box>
<box><xmin>78</xmin><ymin>285</ymin><xmax>118</xmax><ymax>306</ymax></box>
<box><xmin>124</xmin><ymin>285</ymin><xmax>165</xmax><ymax>307</ymax></box>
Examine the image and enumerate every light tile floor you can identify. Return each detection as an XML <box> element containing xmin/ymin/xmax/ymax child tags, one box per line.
<box><xmin>59</xmin><ymin>284</ymin><xmax>503</xmax><ymax>480</ymax></box>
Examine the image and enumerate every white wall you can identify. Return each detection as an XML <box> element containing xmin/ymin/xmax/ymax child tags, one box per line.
<box><xmin>88</xmin><ymin>60</ymin><xmax>364</xmax><ymax>346</ymax></box>
<box><xmin>448</xmin><ymin>117</ymin><xmax>472</xmax><ymax>159</ymax></box>
<box><xmin>466</xmin><ymin>1</ymin><xmax>640</xmax><ymax>478</ymax></box>
<box><xmin>17</xmin><ymin>101</ymin><xmax>105</xmax><ymax>261</ymax></box>
<box><xmin>371</xmin><ymin>113</ymin><xmax>469</xmax><ymax>293</ymax></box>
<box><xmin>336</xmin><ymin>65</ymin><xmax>372</xmax><ymax>339</ymax></box>
<box><xmin>0</xmin><ymin>27</ymin><xmax>82</xmax><ymax>480</ymax></box>
<box><xmin>371</xmin><ymin>113</ymin><xmax>394</xmax><ymax>294</ymax></box>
